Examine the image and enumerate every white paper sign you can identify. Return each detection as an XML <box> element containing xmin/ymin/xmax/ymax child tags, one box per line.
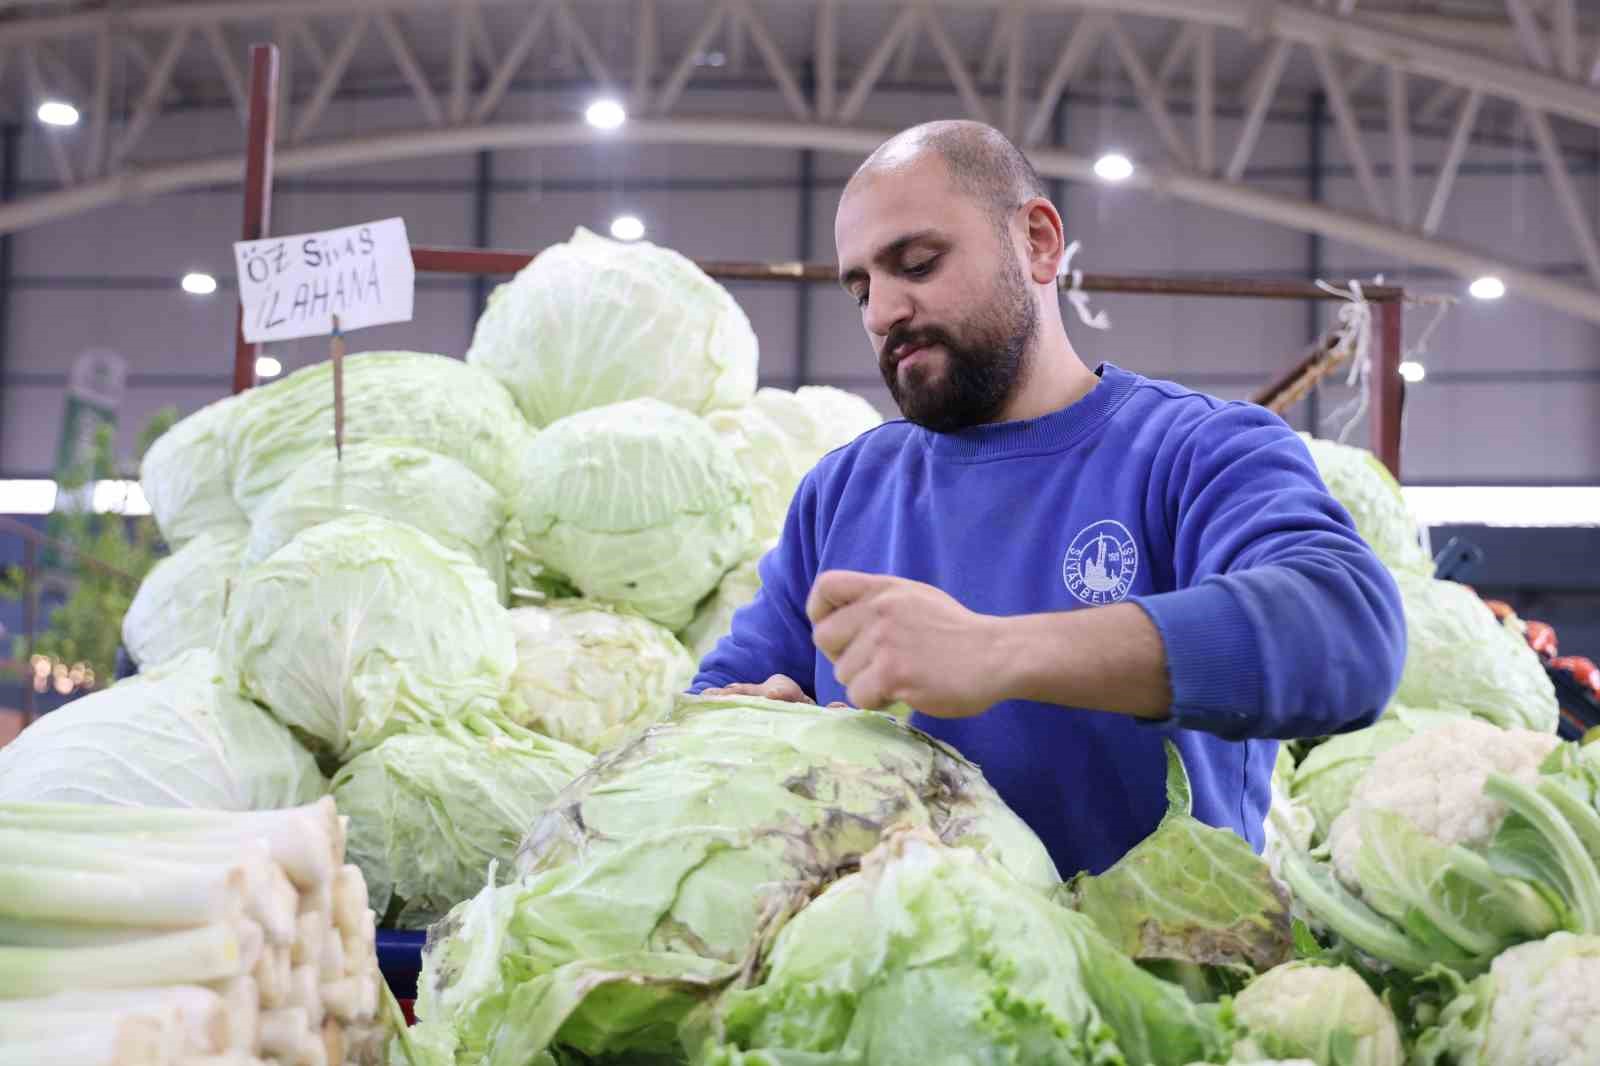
<box><xmin>234</xmin><ymin>217</ymin><xmax>415</xmax><ymax>343</ymax></box>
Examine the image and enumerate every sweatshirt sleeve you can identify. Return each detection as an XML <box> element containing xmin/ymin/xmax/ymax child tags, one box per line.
<box><xmin>690</xmin><ymin>472</ymin><xmax>823</xmax><ymax>699</ymax></box>
<box><xmin>1129</xmin><ymin>403</ymin><xmax>1406</xmax><ymax>741</ymax></box>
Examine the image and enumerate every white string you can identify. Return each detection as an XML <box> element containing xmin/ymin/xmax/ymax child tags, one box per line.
<box><xmin>1314</xmin><ymin>278</ymin><xmax>1375</xmax><ymax>443</ymax></box>
<box><xmin>1057</xmin><ymin>240</ymin><xmax>1112</xmax><ymax>331</ymax></box>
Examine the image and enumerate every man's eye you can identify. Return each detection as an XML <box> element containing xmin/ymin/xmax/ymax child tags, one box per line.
<box><xmin>904</xmin><ymin>258</ymin><xmax>937</xmax><ymax>277</ymax></box>
<box><xmin>854</xmin><ymin>290</ymin><xmax>869</xmax><ymax>308</ymax></box>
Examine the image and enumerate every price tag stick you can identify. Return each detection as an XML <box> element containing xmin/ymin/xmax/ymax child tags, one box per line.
<box><xmin>331</xmin><ymin>314</ymin><xmax>346</xmax><ymax>462</ymax></box>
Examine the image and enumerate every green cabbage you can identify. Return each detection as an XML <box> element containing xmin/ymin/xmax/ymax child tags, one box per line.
<box><xmin>694</xmin><ymin>829</ymin><xmax>1228</xmax><ymax>1066</ymax></box>
<box><xmin>1392</xmin><ymin>572</ymin><xmax>1559</xmax><ymax>733</ymax></box>
<box><xmin>707</xmin><ymin>386</ymin><xmax>881</xmax><ymax>544</ymax></box>
<box><xmin>680</xmin><ymin>550</ymin><xmax>766</xmax><ymax>663</ymax></box>
<box><xmin>0</xmin><ymin>649</ymin><xmax>325</xmax><ymax>810</ymax></box>
<box><xmin>121</xmin><ymin>529</ymin><xmax>244</xmax><ymax>668</ymax></box>
<box><xmin>465</xmin><ymin>226</ymin><xmax>758</xmax><ymax>427</ymax></box>
<box><xmin>410</xmin><ymin>695</ymin><xmax>1058</xmax><ymax>1063</ymax></box>
<box><xmin>139</xmin><ymin>394</ymin><xmax>249</xmax><ymax>547</ymax></box>
<box><xmin>1229</xmin><ymin>962</ymin><xmax>1405</xmax><ymax>1066</ymax></box>
<box><xmin>516</xmin><ymin>398</ymin><xmax>754</xmax><ymax>629</ymax></box>
<box><xmin>224</xmin><ymin>351</ymin><xmax>532</xmax><ymax>516</ymax></box>
<box><xmin>331</xmin><ymin>713</ymin><xmax>591</xmax><ymax>929</ymax></box>
<box><xmin>507</xmin><ymin>601</ymin><xmax>695</xmax><ymax>752</ymax></box>
<box><xmin>1301</xmin><ymin>436</ymin><xmax>1432</xmax><ymax>574</ymax></box>
<box><xmin>218</xmin><ymin>513</ymin><xmax>516</xmax><ymax>760</ymax></box>
<box><xmin>246</xmin><ymin>442</ymin><xmax>512</xmax><ymax>596</ymax></box>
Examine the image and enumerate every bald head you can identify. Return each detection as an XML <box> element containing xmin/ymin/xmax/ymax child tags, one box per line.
<box><xmin>850</xmin><ymin>120</ymin><xmax>1048</xmax><ymax>229</ymax></box>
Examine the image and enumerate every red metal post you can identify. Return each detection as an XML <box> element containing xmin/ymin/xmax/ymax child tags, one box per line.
<box><xmin>233</xmin><ymin>44</ymin><xmax>279</xmax><ymax>396</ymax></box>
<box><xmin>1371</xmin><ymin>299</ymin><xmax>1404</xmax><ymax>479</ymax></box>
<box><xmin>20</xmin><ymin>536</ymin><xmax>35</xmax><ymax>724</ymax></box>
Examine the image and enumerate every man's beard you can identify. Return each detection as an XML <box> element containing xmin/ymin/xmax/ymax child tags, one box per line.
<box><xmin>879</xmin><ymin>254</ymin><xmax>1037</xmax><ymax>433</ymax></box>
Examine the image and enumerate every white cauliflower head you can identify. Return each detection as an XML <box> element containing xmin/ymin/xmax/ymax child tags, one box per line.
<box><xmin>1416</xmin><ymin>933</ymin><xmax>1600</xmax><ymax>1066</ymax></box>
<box><xmin>1328</xmin><ymin>717</ymin><xmax>1560</xmax><ymax>888</ymax></box>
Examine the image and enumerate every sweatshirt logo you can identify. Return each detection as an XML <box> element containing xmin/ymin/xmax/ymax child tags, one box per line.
<box><xmin>1063</xmin><ymin>520</ymin><xmax>1139</xmax><ymax>605</ymax></box>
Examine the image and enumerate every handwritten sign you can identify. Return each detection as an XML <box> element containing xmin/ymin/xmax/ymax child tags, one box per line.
<box><xmin>235</xmin><ymin>217</ymin><xmax>415</xmax><ymax>344</ymax></box>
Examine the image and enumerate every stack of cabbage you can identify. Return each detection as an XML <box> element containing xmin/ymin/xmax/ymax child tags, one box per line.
<box><xmin>4</xmin><ymin>226</ymin><xmax>882</xmax><ymax>939</ymax></box>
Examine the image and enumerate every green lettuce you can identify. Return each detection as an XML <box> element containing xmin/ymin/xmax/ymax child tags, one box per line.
<box><xmin>1301</xmin><ymin>436</ymin><xmax>1430</xmax><ymax>575</ymax></box>
<box><xmin>680</xmin><ymin>550</ymin><xmax>767</xmax><ymax>664</ymax></box>
<box><xmin>139</xmin><ymin>393</ymin><xmax>249</xmax><ymax>547</ymax></box>
<box><xmin>121</xmin><ymin>529</ymin><xmax>244</xmax><ymax>668</ymax></box>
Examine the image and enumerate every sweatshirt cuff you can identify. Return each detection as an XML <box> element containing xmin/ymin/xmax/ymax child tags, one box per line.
<box><xmin>1130</xmin><ymin>578</ymin><xmax>1264</xmax><ymax>739</ymax></box>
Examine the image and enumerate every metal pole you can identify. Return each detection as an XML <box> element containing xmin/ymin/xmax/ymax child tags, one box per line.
<box><xmin>794</xmin><ymin>147</ymin><xmax>814</xmax><ymax>390</ymax></box>
<box><xmin>1306</xmin><ymin>91</ymin><xmax>1325</xmax><ymax>434</ymax></box>
<box><xmin>233</xmin><ymin>44</ymin><xmax>279</xmax><ymax>395</ymax></box>
<box><xmin>0</xmin><ymin>123</ymin><xmax>17</xmax><ymax>467</ymax></box>
<box><xmin>1372</xmin><ymin>300</ymin><xmax>1404</xmax><ymax>477</ymax></box>
<box><xmin>470</xmin><ymin>148</ymin><xmax>492</xmax><ymax>338</ymax></box>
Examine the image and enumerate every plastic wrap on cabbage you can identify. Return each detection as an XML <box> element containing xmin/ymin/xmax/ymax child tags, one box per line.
<box><xmin>466</xmin><ymin>226</ymin><xmax>757</xmax><ymax>427</ymax></box>
<box><xmin>707</xmin><ymin>386</ymin><xmax>881</xmax><ymax>545</ymax></box>
<box><xmin>121</xmin><ymin>529</ymin><xmax>245</xmax><ymax>668</ymax></box>
<box><xmin>409</xmin><ymin>695</ymin><xmax>1058</xmax><ymax>1064</ymax></box>
<box><xmin>1393</xmin><ymin>572</ymin><xmax>1559</xmax><ymax>733</ymax></box>
<box><xmin>247</xmin><ymin>442</ymin><xmax>512</xmax><ymax>596</ymax></box>
<box><xmin>332</xmin><ymin>713</ymin><xmax>591</xmax><ymax>929</ymax></box>
<box><xmin>507</xmin><ymin>601</ymin><xmax>694</xmax><ymax>752</ymax></box>
<box><xmin>692</xmin><ymin>829</ymin><xmax>1228</xmax><ymax>1066</ymax></box>
<box><xmin>219</xmin><ymin>513</ymin><xmax>517</xmax><ymax>760</ymax></box>
<box><xmin>516</xmin><ymin>398</ymin><xmax>754</xmax><ymax>629</ymax></box>
<box><xmin>1301</xmin><ymin>435</ymin><xmax>1431</xmax><ymax>574</ymax></box>
<box><xmin>1064</xmin><ymin>744</ymin><xmax>1293</xmax><ymax>999</ymax></box>
<box><xmin>224</xmin><ymin>351</ymin><xmax>532</xmax><ymax>515</ymax></box>
<box><xmin>140</xmin><ymin>393</ymin><xmax>249</xmax><ymax>547</ymax></box>
<box><xmin>681</xmin><ymin>550</ymin><xmax>766</xmax><ymax>663</ymax></box>
<box><xmin>0</xmin><ymin>649</ymin><xmax>325</xmax><ymax>809</ymax></box>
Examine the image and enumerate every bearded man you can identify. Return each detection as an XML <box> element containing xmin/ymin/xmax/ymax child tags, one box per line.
<box><xmin>695</xmin><ymin>120</ymin><xmax>1405</xmax><ymax>878</ymax></box>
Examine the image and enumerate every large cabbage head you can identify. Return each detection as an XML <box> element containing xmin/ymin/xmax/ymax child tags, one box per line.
<box><xmin>218</xmin><ymin>513</ymin><xmax>516</xmax><ymax>760</ymax></box>
<box><xmin>507</xmin><ymin>601</ymin><xmax>694</xmax><ymax>752</ymax></box>
<box><xmin>707</xmin><ymin>386</ymin><xmax>881</xmax><ymax>544</ymax></box>
<box><xmin>516</xmin><ymin>398</ymin><xmax>754</xmax><ymax>629</ymax></box>
<box><xmin>680</xmin><ymin>550</ymin><xmax>766</xmax><ymax>663</ymax></box>
<box><xmin>140</xmin><ymin>393</ymin><xmax>249</xmax><ymax>547</ymax></box>
<box><xmin>121</xmin><ymin>529</ymin><xmax>245</xmax><ymax>668</ymax></box>
<box><xmin>224</xmin><ymin>351</ymin><xmax>532</xmax><ymax>516</ymax></box>
<box><xmin>694</xmin><ymin>829</ymin><xmax>1228</xmax><ymax>1066</ymax></box>
<box><xmin>466</xmin><ymin>226</ymin><xmax>758</xmax><ymax>427</ymax></box>
<box><xmin>1301</xmin><ymin>435</ymin><xmax>1432</xmax><ymax>574</ymax></box>
<box><xmin>0</xmin><ymin>649</ymin><xmax>325</xmax><ymax>810</ymax></box>
<box><xmin>1228</xmin><ymin>961</ymin><xmax>1404</xmax><ymax>1066</ymax></box>
<box><xmin>1393</xmin><ymin>572</ymin><xmax>1559</xmax><ymax>733</ymax></box>
<box><xmin>331</xmin><ymin>713</ymin><xmax>591</xmax><ymax>929</ymax></box>
<box><xmin>410</xmin><ymin>695</ymin><xmax>1058</xmax><ymax>1064</ymax></box>
<box><xmin>246</xmin><ymin>442</ymin><xmax>512</xmax><ymax>596</ymax></box>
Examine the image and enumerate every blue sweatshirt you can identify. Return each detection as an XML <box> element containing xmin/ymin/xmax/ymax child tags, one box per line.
<box><xmin>693</xmin><ymin>363</ymin><xmax>1405</xmax><ymax>878</ymax></box>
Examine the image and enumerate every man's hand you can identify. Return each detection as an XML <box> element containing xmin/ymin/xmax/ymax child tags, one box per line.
<box><xmin>700</xmin><ymin>674</ymin><xmax>814</xmax><ymax>703</ymax></box>
<box><xmin>806</xmin><ymin>570</ymin><xmax>1003</xmax><ymax>718</ymax></box>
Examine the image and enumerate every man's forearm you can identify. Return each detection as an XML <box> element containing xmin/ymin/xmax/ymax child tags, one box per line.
<box><xmin>989</xmin><ymin>603</ymin><xmax>1172</xmax><ymax>720</ymax></box>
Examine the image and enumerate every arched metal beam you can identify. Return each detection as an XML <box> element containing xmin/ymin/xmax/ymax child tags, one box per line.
<box><xmin>6</xmin><ymin>116</ymin><xmax>1596</xmax><ymax>324</ymax></box>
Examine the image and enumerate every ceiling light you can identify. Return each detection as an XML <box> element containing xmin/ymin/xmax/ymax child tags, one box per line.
<box><xmin>1469</xmin><ymin>275</ymin><xmax>1506</xmax><ymax>301</ymax></box>
<box><xmin>1398</xmin><ymin>361</ymin><xmax>1426</xmax><ymax>384</ymax></box>
<box><xmin>1093</xmin><ymin>153</ymin><xmax>1134</xmax><ymax>183</ymax></box>
<box><xmin>255</xmin><ymin>355</ymin><xmax>283</xmax><ymax>379</ymax></box>
<box><xmin>585</xmin><ymin>98</ymin><xmax>627</xmax><ymax>130</ymax></box>
<box><xmin>37</xmin><ymin>100</ymin><xmax>79</xmax><ymax>127</ymax></box>
<box><xmin>610</xmin><ymin>215</ymin><xmax>645</xmax><ymax>242</ymax></box>
<box><xmin>180</xmin><ymin>272</ymin><xmax>217</xmax><ymax>296</ymax></box>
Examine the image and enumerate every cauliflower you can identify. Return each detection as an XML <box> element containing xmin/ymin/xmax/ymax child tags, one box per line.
<box><xmin>1228</xmin><ymin>961</ymin><xmax>1404</xmax><ymax>1066</ymax></box>
<box><xmin>1328</xmin><ymin>717</ymin><xmax>1560</xmax><ymax>888</ymax></box>
<box><xmin>1415</xmin><ymin>933</ymin><xmax>1600</xmax><ymax>1065</ymax></box>
<box><xmin>1263</xmin><ymin>745</ymin><xmax>1315</xmax><ymax>887</ymax></box>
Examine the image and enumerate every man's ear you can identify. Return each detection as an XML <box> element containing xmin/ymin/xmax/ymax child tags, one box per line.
<box><xmin>1021</xmin><ymin>198</ymin><xmax>1066</xmax><ymax>286</ymax></box>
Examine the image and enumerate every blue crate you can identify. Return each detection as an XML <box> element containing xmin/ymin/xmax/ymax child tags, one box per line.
<box><xmin>376</xmin><ymin>928</ymin><xmax>426</xmax><ymax>1002</ymax></box>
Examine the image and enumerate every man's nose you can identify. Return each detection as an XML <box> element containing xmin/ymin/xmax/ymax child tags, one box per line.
<box><xmin>863</xmin><ymin>281</ymin><xmax>912</xmax><ymax>339</ymax></box>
